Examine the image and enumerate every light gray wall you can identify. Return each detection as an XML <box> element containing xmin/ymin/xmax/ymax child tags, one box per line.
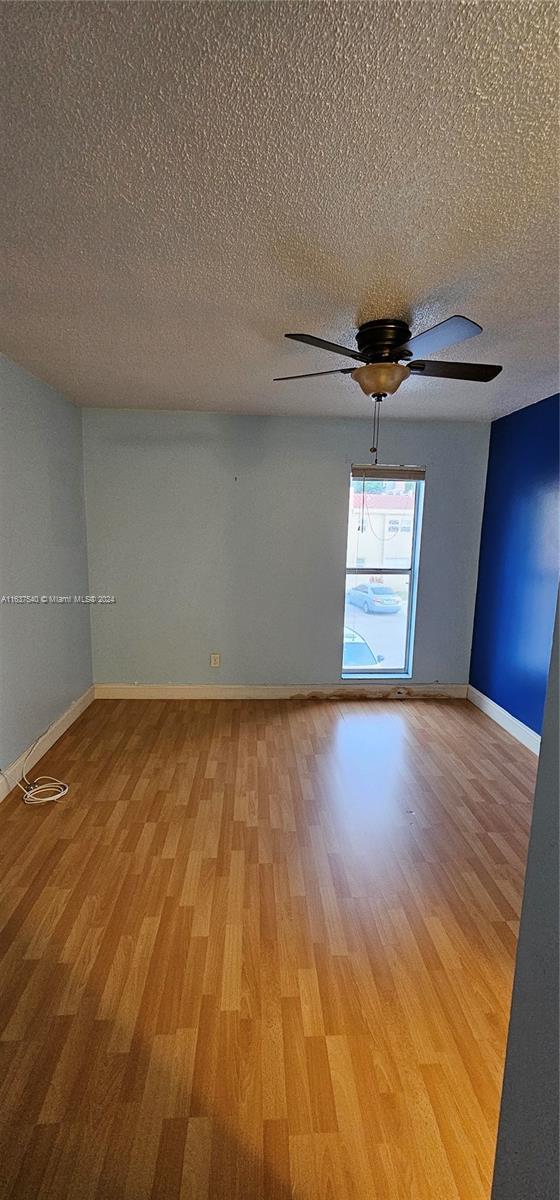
<box><xmin>492</xmin><ymin>595</ymin><xmax>559</xmax><ymax>1200</ymax></box>
<box><xmin>0</xmin><ymin>357</ymin><xmax>92</xmax><ymax>767</ymax></box>
<box><xmin>83</xmin><ymin>410</ymin><xmax>489</xmax><ymax>687</ymax></box>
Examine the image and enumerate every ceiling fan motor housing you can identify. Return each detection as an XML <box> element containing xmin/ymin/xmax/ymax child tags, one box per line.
<box><xmin>355</xmin><ymin>319</ymin><xmax>412</xmax><ymax>362</ymax></box>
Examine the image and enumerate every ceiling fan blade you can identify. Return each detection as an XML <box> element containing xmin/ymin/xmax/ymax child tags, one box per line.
<box><xmin>399</xmin><ymin>315</ymin><xmax>482</xmax><ymax>358</ymax></box>
<box><xmin>409</xmin><ymin>360</ymin><xmax>502</xmax><ymax>382</ymax></box>
<box><xmin>274</xmin><ymin>367</ymin><xmax>355</xmax><ymax>381</ymax></box>
<box><xmin>284</xmin><ymin>332</ymin><xmax>366</xmax><ymax>362</ymax></box>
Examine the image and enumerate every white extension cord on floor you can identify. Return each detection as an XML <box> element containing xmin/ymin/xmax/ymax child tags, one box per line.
<box><xmin>17</xmin><ymin>771</ymin><xmax>69</xmax><ymax>805</ymax></box>
<box><xmin>1</xmin><ymin>720</ymin><xmax>69</xmax><ymax>806</ymax></box>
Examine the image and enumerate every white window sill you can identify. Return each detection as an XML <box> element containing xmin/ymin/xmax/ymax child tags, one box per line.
<box><xmin>341</xmin><ymin>672</ymin><xmax>412</xmax><ymax>681</ymax></box>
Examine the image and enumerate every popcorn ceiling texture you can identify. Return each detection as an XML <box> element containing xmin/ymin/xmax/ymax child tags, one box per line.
<box><xmin>0</xmin><ymin>0</ymin><xmax>558</xmax><ymax>420</ymax></box>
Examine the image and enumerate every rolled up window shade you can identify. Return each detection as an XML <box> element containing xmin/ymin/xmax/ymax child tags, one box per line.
<box><xmin>351</xmin><ymin>464</ymin><xmax>426</xmax><ymax>482</ymax></box>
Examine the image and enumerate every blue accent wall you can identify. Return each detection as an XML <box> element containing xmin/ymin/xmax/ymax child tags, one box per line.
<box><xmin>470</xmin><ymin>394</ymin><xmax>560</xmax><ymax>734</ymax></box>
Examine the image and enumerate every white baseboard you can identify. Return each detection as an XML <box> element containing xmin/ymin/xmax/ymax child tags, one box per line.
<box><xmin>0</xmin><ymin>686</ymin><xmax>95</xmax><ymax>803</ymax></box>
<box><xmin>94</xmin><ymin>682</ymin><xmax>468</xmax><ymax>701</ymax></box>
<box><xmin>467</xmin><ymin>685</ymin><xmax>541</xmax><ymax>755</ymax></box>
<box><xmin>0</xmin><ymin>682</ymin><xmax>538</xmax><ymax>808</ymax></box>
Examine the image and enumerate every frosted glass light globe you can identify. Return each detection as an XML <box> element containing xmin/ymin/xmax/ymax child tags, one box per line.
<box><xmin>351</xmin><ymin>362</ymin><xmax>411</xmax><ymax>396</ymax></box>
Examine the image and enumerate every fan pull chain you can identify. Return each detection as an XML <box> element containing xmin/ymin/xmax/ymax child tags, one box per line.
<box><xmin>370</xmin><ymin>394</ymin><xmax>383</xmax><ymax>463</ymax></box>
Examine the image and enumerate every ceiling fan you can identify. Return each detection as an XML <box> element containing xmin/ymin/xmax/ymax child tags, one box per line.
<box><xmin>273</xmin><ymin>315</ymin><xmax>502</xmax><ymax>397</ymax></box>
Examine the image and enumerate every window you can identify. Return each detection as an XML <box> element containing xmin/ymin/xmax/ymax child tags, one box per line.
<box><xmin>342</xmin><ymin>465</ymin><xmax>425</xmax><ymax>676</ymax></box>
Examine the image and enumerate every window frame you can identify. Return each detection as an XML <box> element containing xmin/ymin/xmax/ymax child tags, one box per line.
<box><xmin>341</xmin><ymin>465</ymin><xmax>425</xmax><ymax>679</ymax></box>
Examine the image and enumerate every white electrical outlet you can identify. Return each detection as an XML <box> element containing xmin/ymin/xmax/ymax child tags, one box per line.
<box><xmin>210</xmin><ymin>652</ymin><xmax>221</xmax><ymax>668</ymax></box>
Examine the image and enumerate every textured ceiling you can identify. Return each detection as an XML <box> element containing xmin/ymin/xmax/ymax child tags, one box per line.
<box><xmin>0</xmin><ymin>1</ymin><xmax>558</xmax><ymax>420</ymax></box>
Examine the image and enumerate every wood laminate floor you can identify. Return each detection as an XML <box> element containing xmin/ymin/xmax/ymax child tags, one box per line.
<box><xmin>0</xmin><ymin>698</ymin><xmax>536</xmax><ymax>1199</ymax></box>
